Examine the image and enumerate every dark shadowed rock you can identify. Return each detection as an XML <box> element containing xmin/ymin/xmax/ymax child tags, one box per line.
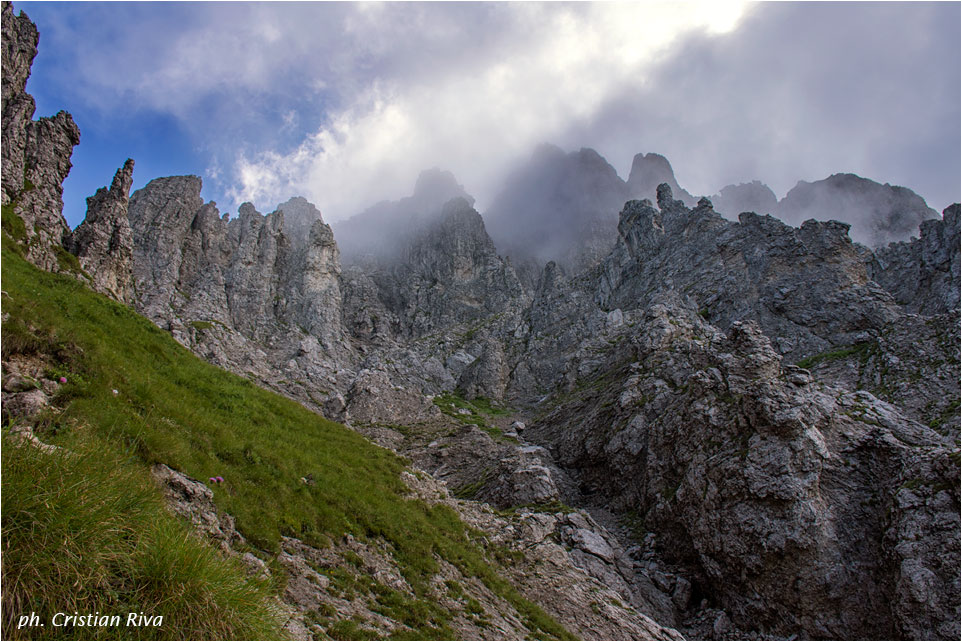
<box><xmin>870</xmin><ymin>204</ymin><xmax>961</xmax><ymax>315</ymax></box>
<box><xmin>1</xmin><ymin>0</ymin><xmax>36</xmax><ymax>204</ymax></box>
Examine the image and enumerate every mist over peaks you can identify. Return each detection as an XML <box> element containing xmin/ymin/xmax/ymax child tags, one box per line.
<box><xmin>332</xmin><ymin>168</ymin><xmax>473</xmax><ymax>264</ymax></box>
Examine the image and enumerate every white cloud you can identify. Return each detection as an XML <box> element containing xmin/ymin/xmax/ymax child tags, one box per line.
<box><xmin>223</xmin><ymin>2</ymin><xmax>751</xmax><ymax>219</ymax></box>
<box><xmin>33</xmin><ymin>1</ymin><xmax>959</xmax><ymax>219</ymax></box>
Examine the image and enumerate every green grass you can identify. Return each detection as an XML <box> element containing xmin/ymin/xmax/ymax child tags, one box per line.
<box><xmin>795</xmin><ymin>341</ymin><xmax>875</xmax><ymax>370</ymax></box>
<box><xmin>2</xmin><ymin>203</ymin><xmax>27</xmax><ymax>243</ymax></box>
<box><xmin>433</xmin><ymin>393</ymin><xmax>517</xmax><ymax>443</ymax></box>
<box><xmin>54</xmin><ymin>244</ymin><xmax>86</xmax><ymax>276</ymax></box>
<box><xmin>2</xmin><ymin>432</ymin><xmax>282</xmax><ymax>640</ymax></box>
<box><xmin>1</xmin><ymin>244</ymin><xmax>572</xmax><ymax>640</ymax></box>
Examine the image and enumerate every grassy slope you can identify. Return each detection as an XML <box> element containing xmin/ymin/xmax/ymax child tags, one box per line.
<box><xmin>2</xmin><ymin>433</ymin><xmax>282</xmax><ymax>640</ymax></box>
<box><xmin>1</xmin><ymin>230</ymin><xmax>572</xmax><ymax>640</ymax></box>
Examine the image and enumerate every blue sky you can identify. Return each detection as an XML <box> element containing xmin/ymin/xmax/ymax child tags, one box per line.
<box><xmin>17</xmin><ymin>1</ymin><xmax>962</xmax><ymax>229</ymax></box>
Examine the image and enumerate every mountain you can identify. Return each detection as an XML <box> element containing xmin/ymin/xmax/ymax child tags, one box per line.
<box><xmin>483</xmin><ymin>144</ymin><xmax>629</xmax><ymax>273</ymax></box>
<box><xmin>625</xmin><ymin>152</ymin><xmax>698</xmax><ymax>207</ymax></box>
<box><xmin>709</xmin><ymin>180</ymin><xmax>778</xmax><ymax>217</ymax></box>
<box><xmin>1</xmin><ymin>0</ymin><xmax>79</xmax><ymax>272</ymax></box>
<box><xmin>3</xmin><ymin>4</ymin><xmax>960</xmax><ymax>640</ymax></box>
<box><xmin>711</xmin><ymin>173</ymin><xmax>939</xmax><ymax>248</ymax></box>
<box><xmin>332</xmin><ymin>167</ymin><xmax>474</xmax><ymax>265</ymax></box>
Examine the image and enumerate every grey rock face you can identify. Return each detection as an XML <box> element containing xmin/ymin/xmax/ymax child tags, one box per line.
<box><xmin>1</xmin><ymin>0</ymin><xmax>36</xmax><ymax>205</ymax></box>
<box><xmin>484</xmin><ymin>144</ymin><xmax>629</xmax><ymax>272</ymax></box>
<box><xmin>68</xmin><ymin>159</ymin><xmax>135</xmax><ymax>302</ymax></box>
<box><xmin>127</xmin><ymin>176</ymin><xmax>355</xmax><ymax>409</ymax></box>
<box><xmin>123</xmin><ymin>170</ymin><xmax>959</xmax><ymax>641</ymax></box>
<box><xmin>625</xmin><ymin>152</ymin><xmax>697</xmax><ymax>208</ymax></box>
<box><xmin>598</xmin><ymin>185</ymin><xmax>900</xmax><ymax>362</ymax></box>
<box><xmin>1</xmin><ymin>1</ymin><xmax>80</xmax><ymax>272</ymax></box>
<box><xmin>527</xmin><ymin>295</ymin><xmax>959</xmax><ymax>639</ymax></box>
<box><xmin>456</xmin><ymin>337</ymin><xmax>508</xmax><ymax>401</ymax></box>
<box><xmin>275</xmin><ymin>195</ymin><xmax>323</xmax><ymax>252</ymax></box>
<box><xmin>364</xmin><ymin>197</ymin><xmax>527</xmax><ymax>339</ymax></box>
<box><xmin>870</xmin><ymin>204</ymin><xmax>961</xmax><ymax>315</ymax></box>
<box><xmin>778</xmin><ymin>173</ymin><xmax>938</xmax><ymax>248</ymax></box>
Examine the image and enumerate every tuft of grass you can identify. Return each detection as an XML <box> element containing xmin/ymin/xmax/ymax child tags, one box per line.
<box><xmin>189</xmin><ymin>320</ymin><xmax>214</xmax><ymax>331</ymax></box>
<box><xmin>1</xmin><ymin>432</ymin><xmax>282</xmax><ymax>641</ymax></box>
<box><xmin>1</xmin><ymin>245</ymin><xmax>573</xmax><ymax>640</ymax></box>
<box><xmin>796</xmin><ymin>341</ymin><xmax>875</xmax><ymax>370</ymax></box>
<box><xmin>2</xmin><ymin>202</ymin><xmax>27</xmax><ymax>243</ymax></box>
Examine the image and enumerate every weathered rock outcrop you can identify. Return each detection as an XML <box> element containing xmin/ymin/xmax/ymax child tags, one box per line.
<box><xmin>127</xmin><ymin>176</ymin><xmax>355</xmax><ymax>411</ymax></box>
<box><xmin>870</xmin><ymin>204</ymin><xmax>961</xmax><ymax>315</ymax></box>
<box><xmin>67</xmin><ymin>159</ymin><xmax>135</xmax><ymax>302</ymax></box>
<box><xmin>361</xmin><ymin>197</ymin><xmax>527</xmax><ymax>339</ymax></box>
<box><xmin>528</xmin><ymin>294</ymin><xmax>959</xmax><ymax>640</ymax></box>
<box><xmin>1</xmin><ymin>1</ymin><xmax>80</xmax><ymax>272</ymax></box>
<box><xmin>9</xmin><ymin>4</ymin><xmax>958</xmax><ymax>640</ymax></box>
<box><xmin>123</xmin><ymin>170</ymin><xmax>960</xmax><ymax>641</ymax></box>
<box><xmin>598</xmin><ymin>186</ymin><xmax>900</xmax><ymax>361</ymax></box>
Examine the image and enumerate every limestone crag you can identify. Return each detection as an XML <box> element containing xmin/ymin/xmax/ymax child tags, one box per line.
<box><xmin>0</xmin><ymin>0</ymin><xmax>37</xmax><ymax>203</ymax></box>
<box><xmin>127</xmin><ymin>176</ymin><xmax>355</xmax><ymax>411</ymax></box>
<box><xmin>1</xmin><ymin>1</ymin><xmax>80</xmax><ymax>272</ymax></box>
<box><xmin>115</xmin><ymin>173</ymin><xmax>962</xmax><ymax>640</ymax></box>
<box><xmin>526</xmin><ymin>294</ymin><xmax>959</xmax><ymax>639</ymax></box>
<box><xmin>5</xmin><ymin>6</ymin><xmax>960</xmax><ymax>636</ymax></box>
<box><xmin>67</xmin><ymin>159</ymin><xmax>136</xmax><ymax>302</ymax></box>
<box><xmin>356</xmin><ymin>197</ymin><xmax>527</xmax><ymax>340</ymax></box>
<box><xmin>870</xmin><ymin>204</ymin><xmax>961</xmax><ymax>315</ymax></box>
<box><xmin>598</xmin><ymin>187</ymin><xmax>900</xmax><ymax>361</ymax></box>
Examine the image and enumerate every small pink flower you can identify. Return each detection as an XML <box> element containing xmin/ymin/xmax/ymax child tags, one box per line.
<box><xmin>208</xmin><ymin>477</ymin><xmax>217</xmax><ymax>483</ymax></box>
<box><xmin>58</xmin><ymin>377</ymin><xmax>67</xmax><ymax>384</ymax></box>
<box><xmin>215</xmin><ymin>476</ymin><xmax>224</xmax><ymax>483</ymax></box>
